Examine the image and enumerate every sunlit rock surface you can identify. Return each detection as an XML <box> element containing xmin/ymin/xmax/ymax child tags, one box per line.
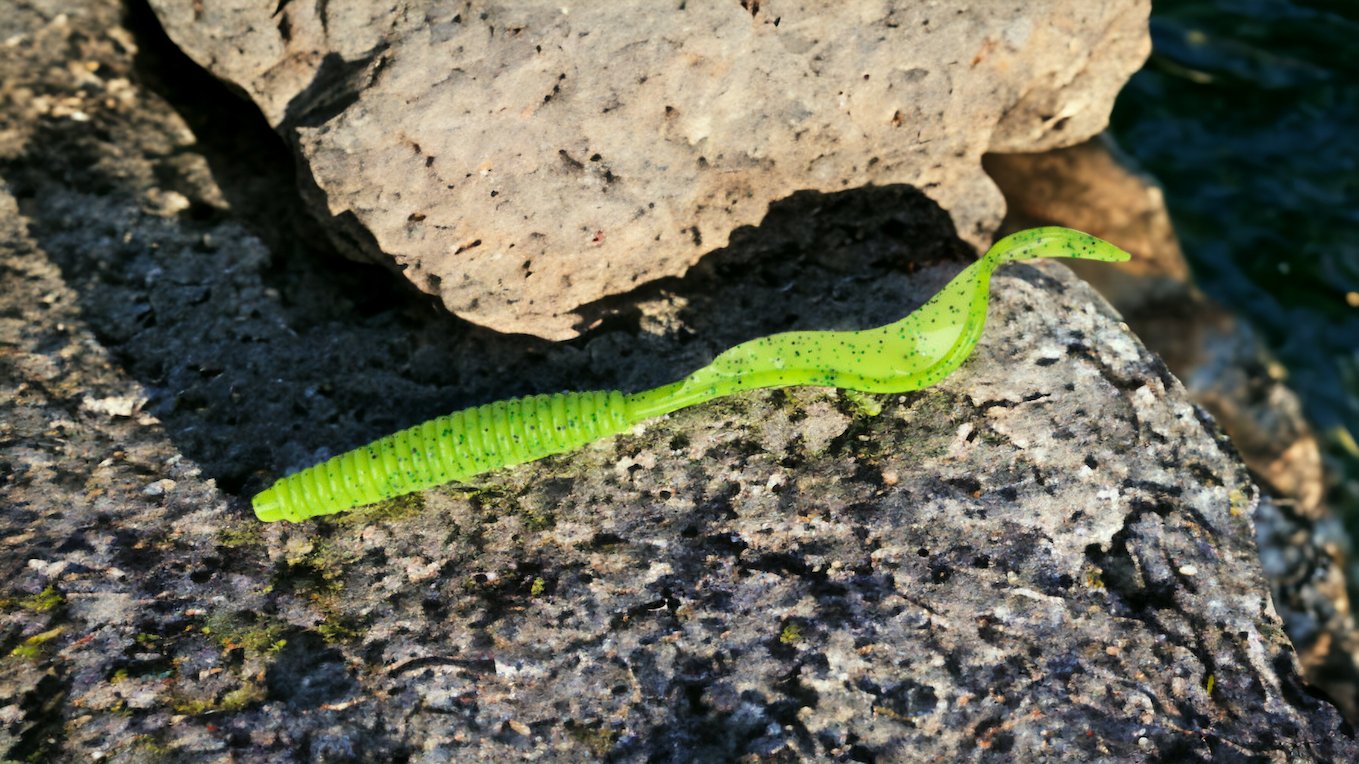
<box><xmin>148</xmin><ymin>0</ymin><xmax>1151</xmax><ymax>338</ymax></box>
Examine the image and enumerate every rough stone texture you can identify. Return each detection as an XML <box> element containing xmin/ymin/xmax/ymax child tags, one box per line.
<box><xmin>986</xmin><ymin>136</ymin><xmax>1359</xmax><ymax>720</ymax></box>
<box><xmin>986</xmin><ymin>137</ymin><xmax>1327</xmax><ymax>518</ymax></box>
<box><xmin>146</xmin><ymin>0</ymin><xmax>1152</xmax><ymax>339</ymax></box>
<box><xmin>4</xmin><ymin>2</ymin><xmax>1358</xmax><ymax>762</ymax></box>
<box><xmin>9</xmin><ymin>177</ymin><xmax>1359</xmax><ymax>760</ymax></box>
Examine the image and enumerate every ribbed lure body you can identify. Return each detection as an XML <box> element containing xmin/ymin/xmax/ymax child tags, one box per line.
<box><xmin>253</xmin><ymin>391</ymin><xmax>631</xmax><ymax>522</ymax></box>
<box><xmin>253</xmin><ymin>227</ymin><xmax>1129</xmax><ymax>522</ymax></box>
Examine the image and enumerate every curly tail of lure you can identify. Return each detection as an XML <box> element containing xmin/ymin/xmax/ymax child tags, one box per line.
<box><xmin>253</xmin><ymin>226</ymin><xmax>1129</xmax><ymax>522</ymax></box>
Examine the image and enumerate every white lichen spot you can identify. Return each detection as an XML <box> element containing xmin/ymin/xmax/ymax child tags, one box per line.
<box><xmin>81</xmin><ymin>394</ymin><xmax>145</xmax><ymax>418</ymax></box>
<box><xmin>641</xmin><ymin>561</ymin><xmax>674</xmax><ymax>585</ymax></box>
<box><xmin>947</xmin><ymin>422</ymin><xmax>974</xmax><ymax>458</ymax></box>
<box><xmin>1097</xmin><ymin>327</ymin><xmax>1144</xmax><ymax>368</ymax></box>
<box><xmin>402</xmin><ymin>557</ymin><xmax>442</xmax><ymax>582</ymax></box>
<box><xmin>1095</xmin><ymin>487</ymin><xmax>1120</xmax><ymax>513</ymax></box>
<box><xmin>613</xmin><ymin>451</ymin><xmax>656</xmax><ymax>475</ymax></box>
<box><xmin>141</xmin><ymin>478</ymin><xmax>176</xmax><ymax>496</ymax></box>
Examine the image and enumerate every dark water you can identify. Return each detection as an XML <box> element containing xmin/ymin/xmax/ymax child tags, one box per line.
<box><xmin>1109</xmin><ymin>0</ymin><xmax>1359</xmax><ymax>522</ymax></box>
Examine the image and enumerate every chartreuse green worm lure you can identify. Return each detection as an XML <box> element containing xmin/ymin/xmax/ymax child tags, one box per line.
<box><xmin>253</xmin><ymin>227</ymin><xmax>1128</xmax><ymax>523</ymax></box>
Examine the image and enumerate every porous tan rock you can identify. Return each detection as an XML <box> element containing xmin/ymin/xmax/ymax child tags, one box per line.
<box><xmin>148</xmin><ymin>0</ymin><xmax>1151</xmax><ymax>338</ymax></box>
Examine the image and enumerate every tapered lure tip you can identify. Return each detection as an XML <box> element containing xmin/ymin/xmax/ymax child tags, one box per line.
<box><xmin>987</xmin><ymin>226</ymin><xmax>1132</xmax><ymax>265</ymax></box>
<box><xmin>252</xmin><ymin>486</ymin><xmax>289</xmax><ymax>523</ymax></box>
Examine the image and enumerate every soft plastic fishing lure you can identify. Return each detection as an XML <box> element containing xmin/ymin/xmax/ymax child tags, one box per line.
<box><xmin>253</xmin><ymin>227</ymin><xmax>1128</xmax><ymax>523</ymax></box>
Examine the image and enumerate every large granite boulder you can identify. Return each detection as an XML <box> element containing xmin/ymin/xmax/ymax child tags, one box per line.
<box><xmin>146</xmin><ymin>0</ymin><xmax>1151</xmax><ymax>338</ymax></box>
<box><xmin>2</xmin><ymin>2</ymin><xmax>1354</xmax><ymax>762</ymax></box>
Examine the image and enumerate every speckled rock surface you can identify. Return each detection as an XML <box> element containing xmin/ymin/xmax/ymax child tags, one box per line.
<box><xmin>987</xmin><ymin>138</ymin><xmax>1326</xmax><ymax>515</ymax></box>
<box><xmin>146</xmin><ymin>0</ymin><xmax>1151</xmax><ymax>338</ymax></box>
<box><xmin>987</xmin><ymin>135</ymin><xmax>1359</xmax><ymax>719</ymax></box>
<box><xmin>3</xmin><ymin>2</ymin><xmax>1357</xmax><ymax>762</ymax></box>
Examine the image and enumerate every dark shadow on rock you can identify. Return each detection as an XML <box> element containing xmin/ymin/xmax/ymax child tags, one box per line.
<box><xmin>124</xmin><ymin>1</ymin><xmax>305</xmax><ymax>255</ymax></box>
<box><xmin>7</xmin><ymin>3</ymin><xmax>970</xmax><ymax>505</ymax></box>
<box><xmin>265</xmin><ymin>630</ymin><xmax>359</xmax><ymax>708</ymax></box>
<box><xmin>10</xmin><ymin>135</ymin><xmax>966</xmax><ymax>502</ymax></box>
